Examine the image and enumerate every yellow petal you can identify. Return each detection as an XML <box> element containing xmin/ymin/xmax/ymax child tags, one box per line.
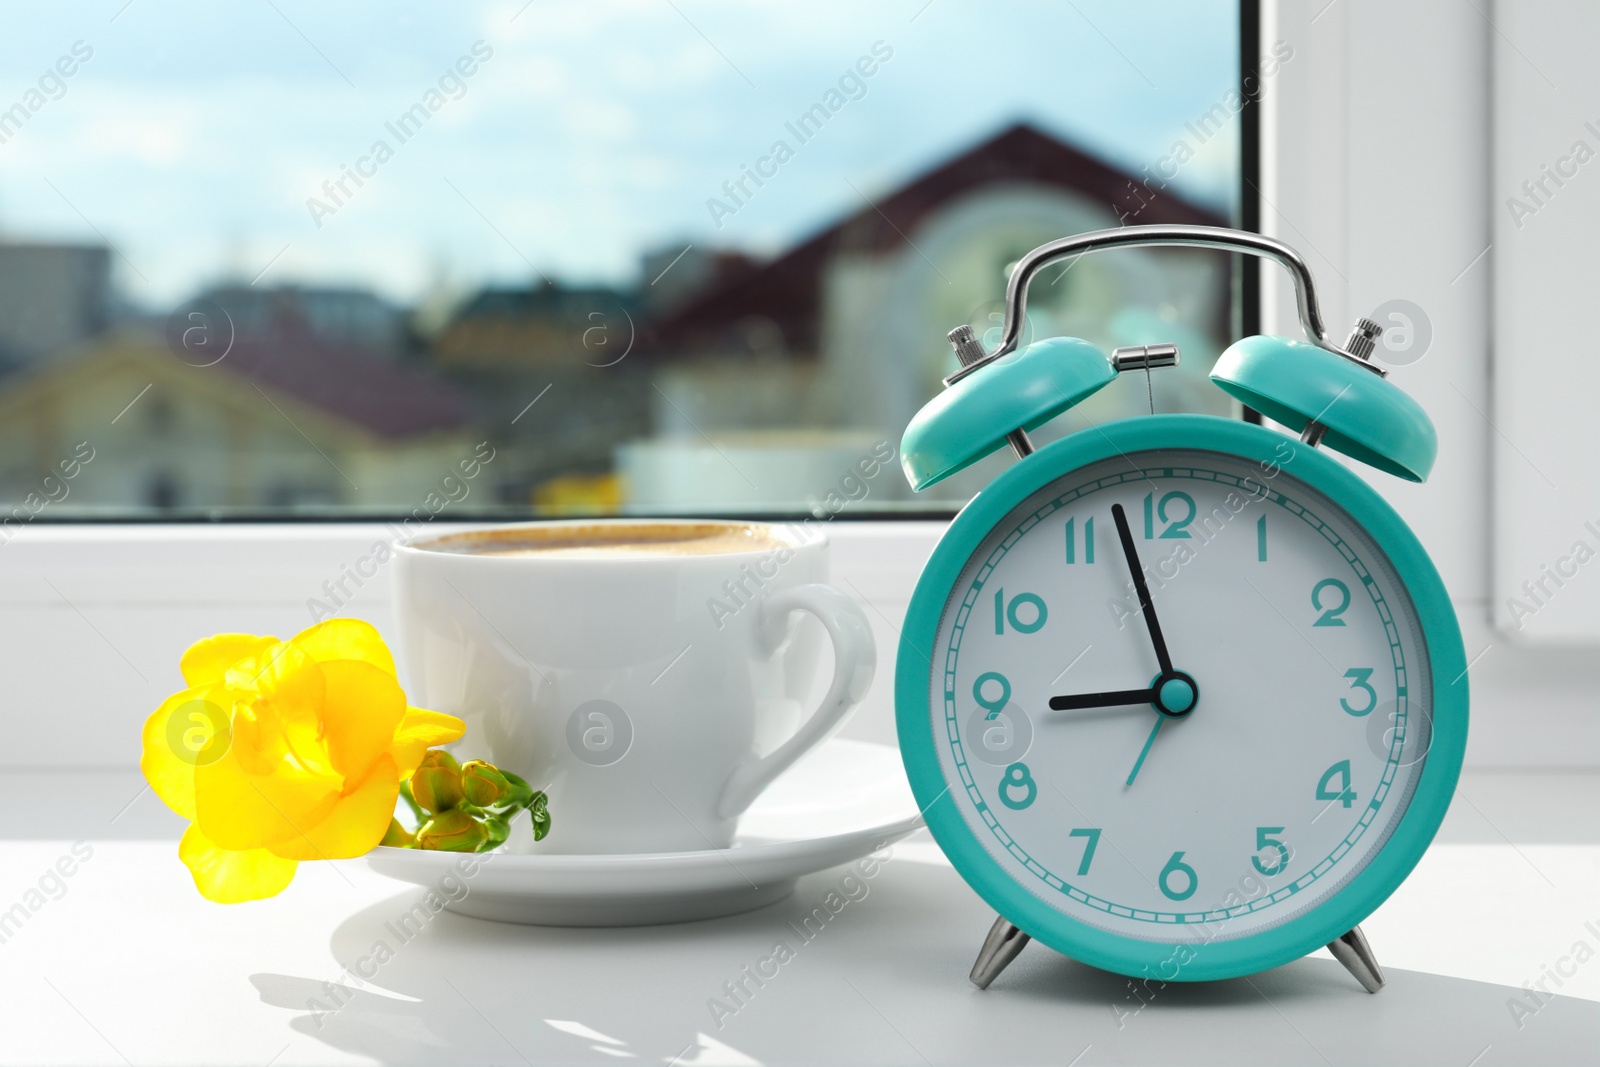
<box><xmin>179</xmin><ymin>823</ymin><xmax>298</xmax><ymax>903</ymax></box>
<box><xmin>390</xmin><ymin>707</ymin><xmax>467</xmax><ymax>778</ymax></box>
<box><xmin>320</xmin><ymin>660</ymin><xmax>406</xmax><ymax>782</ymax></box>
<box><xmin>266</xmin><ymin>755</ymin><xmax>400</xmax><ymax>861</ymax></box>
<box><xmin>226</xmin><ymin>642</ymin><xmax>327</xmax><ymax>775</ymax></box>
<box><xmin>290</xmin><ymin>618</ymin><xmax>396</xmax><ymax>676</ymax></box>
<box><xmin>140</xmin><ymin>688</ymin><xmax>225</xmax><ymax>821</ymax></box>
<box><xmin>194</xmin><ymin>740</ymin><xmax>341</xmax><ymax>851</ymax></box>
<box><xmin>180</xmin><ymin>634</ymin><xmax>279</xmax><ymax>688</ymax></box>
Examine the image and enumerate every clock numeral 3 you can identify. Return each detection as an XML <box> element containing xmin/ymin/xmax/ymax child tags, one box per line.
<box><xmin>1143</xmin><ymin>491</ymin><xmax>1196</xmax><ymax>539</ymax></box>
<box><xmin>1159</xmin><ymin>851</ymin><xmax>1198</xmax><ymax>901</ymax></box>
<box><xmin>1316</xmin><ymin>759</ymin><xmax>1358</xmax><ymax>809</ymax></box>
<box><xmin>993</xmin><ymin>589</ymin><xmax>1048</xmax><ymax>634</ymax></box>
<box><xmin>1340</xmin><ymin>668</ymin><xmax>1378</xmax><ymax>716</ymax></box>
<box><xmin>998</xmin><ymin>762</ymin><xmax>1036</xmax><ymax>810</ymax></box>
<box><xmin>1311</xmin><ymin>578</ymin><xmax>1351</xmax><ymax>627</ymax></box>
<box><xmin>1064</xmin><ymin>516</ymin><xmax>1095</xmax><ymax>564</ymax></box>
<box><xmin>1252</xmin><ymin>826</ymin><xmax>1290</xmax><ymax>876</ymax></box>
<box><xmin>1068</xmin><ymin>827</ymin><xmax>1101</xmax><ymax>876</ymax></box>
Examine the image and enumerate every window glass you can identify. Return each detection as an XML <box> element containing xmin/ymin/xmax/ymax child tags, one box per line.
<box><xmin>0</xmin><ymin>1</ymin><xmax>1241</xmax><ymax>520</ymax></box>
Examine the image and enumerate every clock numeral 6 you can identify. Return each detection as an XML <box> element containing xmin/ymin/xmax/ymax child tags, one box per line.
<box><xmin>973</xmin><ymin>672</ymin><xmax>1011</xmax><ymax>720</ymax></box>
<box><xmin>1312</xmin><ymin>578</ymin><xmax>1351</xmax><ymax>627</ymax></box>
<box><xmin>993</xmin><ymin>589</ymin><xmax>1047</xmax><ymax>634</ymax></box>
<box><xmin>1316</xmin><ymin>759</ymin><xmax>1358</xmax><ymax>809</ymax></box>
<box><xmin>1340</xmin><ymin>667</ymin><xmax>1378</xmax><ymax>716</ymax></box>
<box><xmin>1143</xmin><ymin>491</ymin><xmax>1196</xmax><ymax>539</ymax></box>
<box><xmin>1159</xmin><ymin>851</ymin><xmax>1198</xmax><ymax>901</ymax></box>
<box><xmin>1252</xmin><ymin>826</ymin><xmax>1290</xmax><ymax>876</ymax></box>
<box><xmin>1068</xmin><ymin>827</ymin><xmax>1101</xmax><ymax>876</ymax></box>
<box><xmin>998</xmin><ymin>762</ymin><xmax>1036</xmax><ymax>810</ymax></box>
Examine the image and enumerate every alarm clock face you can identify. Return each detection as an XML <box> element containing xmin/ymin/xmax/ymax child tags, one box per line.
<box><xmin>925</xmin><ymin>445</ymin><xmax>1435</xmax><ymax>945</ymax></box>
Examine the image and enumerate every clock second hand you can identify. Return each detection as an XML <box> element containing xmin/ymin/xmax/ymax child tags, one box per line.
<box><xmin>1126</xmin><ymin>717</ymin><xmax>1163</xmax><ymax>786</ymax></box>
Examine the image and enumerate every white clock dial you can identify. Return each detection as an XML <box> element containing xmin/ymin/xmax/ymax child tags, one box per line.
<box><xmin>930</xmin><ymin>448</ymin><xmax>1433</xmax><ymax>942</ymax></box>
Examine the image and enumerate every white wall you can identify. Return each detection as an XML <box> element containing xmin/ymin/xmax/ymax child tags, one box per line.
<box><xmin>1262</xmin><ymin>0</ymin><xmax>1596</xmax><ymax>765</ymax></box>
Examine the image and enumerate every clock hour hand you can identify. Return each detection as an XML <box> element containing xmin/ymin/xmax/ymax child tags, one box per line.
<box><xmin>1111</xmin><ymin>501</ymin><xmax>1173</xmax><ymax>675</ymax></box>
<box><xmin>1048</xmin><ymin>687</ymin><xmax>1158</xmax><ymax>711</ymax></box>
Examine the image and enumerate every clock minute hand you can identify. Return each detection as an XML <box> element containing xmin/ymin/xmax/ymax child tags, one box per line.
<box><xmin>1048</xmin><ymin>687</ymin><xmax>1159</xmax><ymax>711</ymax></box>
<box><xmin>1111</xmin><ymin>502</ymin><xmax>1173</xmax><ymax>675</ymax></box>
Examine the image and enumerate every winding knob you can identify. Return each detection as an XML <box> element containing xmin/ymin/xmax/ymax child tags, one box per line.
<box><xmin>947</xmin><ymin>325</ymin><xmax>989</xmax><ymax>368</ymax></box>
<box><xmin>1342</xmin><ymin>318</ymin><xmax>1383</xmax><ymax>362</ymax></box>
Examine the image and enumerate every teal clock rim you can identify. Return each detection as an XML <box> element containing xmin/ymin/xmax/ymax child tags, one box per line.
<box><xmin>895</xmin><ymin>414</ymin><xmax>1468</xmax><ymax>982</ymax></box>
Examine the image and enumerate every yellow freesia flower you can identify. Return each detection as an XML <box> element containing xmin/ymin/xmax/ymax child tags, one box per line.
<box><xmin>141</xmin><ymin>619</ymin><xmax>464</xmax><ymax>903</ymax></box>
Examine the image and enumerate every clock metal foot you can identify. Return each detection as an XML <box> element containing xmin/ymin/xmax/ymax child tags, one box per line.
<box><xmin>1327</xmin><ymin>924</ymin><xmax>1385</xmax><ymax>993</ymax></box>
<box><xmin>969</xmin><ymin>916</ymin><xmax>1031</xmax><ymax>989</ymax></box>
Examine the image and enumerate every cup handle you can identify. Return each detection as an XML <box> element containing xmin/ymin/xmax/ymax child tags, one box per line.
<box><xmin>717</xmin><ymin>583</ymin><xmax>877</xmax><ymax>819</ymax></box>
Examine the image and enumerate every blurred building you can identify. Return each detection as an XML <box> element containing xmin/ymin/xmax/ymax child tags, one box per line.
<box><xmin>0</xmin><ymin>326</ymin><xmax>475</xmax><ymax>511</ymax></box>
<box><xmin>0</xmin><ymin>243</ymin><xmax>112</xmax><ymax>367</ymax></box>
<box><xmin>200</xmin><ymin>284</ymin><xmax>407</xmax><ymax>355</ymax></box>
<box><xmin>428</xmin><ymin>280</ymin><xmax>653</xmax><ymax>506</ymax></box>
<box><xmin>628</xmin><ymin>122</ymin><xmax>1234</xmax><ymax>508</ymax></box>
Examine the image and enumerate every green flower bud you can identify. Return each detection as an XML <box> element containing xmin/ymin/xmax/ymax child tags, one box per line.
<box><xmin>460</xmin><ymin>760</ymin><xmax>513</xmax><ymax>808</ymax></box>
<box><xmin>380</xmin><ymin>817</ymin><xmax>417</xmax><ymax>849</ymax></box>
<box><xmin>529</xmin><ymin>790</ymin><xmax>551</xmax><ymax>842</ymax></box>
<box><xmin>416</xmin><ymin>808</ymin><xmax>490</xmax><ymax>852</ymax></box>
<box><xmin>410</xmin><ymin>749</ymin><xmax>464</xmax><ymax>814</ymax></box>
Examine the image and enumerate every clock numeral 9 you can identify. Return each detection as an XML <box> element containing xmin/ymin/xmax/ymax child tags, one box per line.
<box><xmin>1068</xmin><ymin>827</ymin><xmax>1100</xmax><ymax>876</ymax></box>
<box><xmin>1064</xmin><ymin>516</ymin><xmax>1095</xmax><ymax>564</ymax></box>
<box><xmin>998</xmin><ymin>762</ymin><xmax>1036</xmax><ymax>810</ymax></box>
<box><xmin>1316</xmin><ymin>759</ymin><xmax>1358</xmax><ymax>809</ymax></box>
<box><xmin>1252</xmin><ymin>826</ymin><xmax>1290</xmax><ymax>876</ymax></box>
<box><xmin>993</xmin><ymin>589</ymin><xmax>1048</xmax><ymax>634</ymax></box>
<box><xmin>1158</xmin><ymin>851</ymin><xmax>1198</xmax><ymax>901</ymax></box>
<box><xmin>1143</xmin><ymin>491</ymin><xmax>1196</xmax><ymax>539</ymax></box>
<box><xmin>1312</xmin><ymin>578</ymin><xmax>1351</xmax><ymax>627</ymax></box>
<box><xmin>973</xmin><ymin>672</ymin><xmax>1011</xmax><ymax>720</ymax></box>
<box><xmin>1340</xmin><ymin>668</ymin><xmax>1378</xmax><ymax>716</ymax></box>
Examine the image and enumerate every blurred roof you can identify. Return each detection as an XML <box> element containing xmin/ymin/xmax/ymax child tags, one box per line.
<box><xmin>218</xmin><ymin>329</ymin><xmax>470</xmax><ymax>439</ymax></box>
<box><xmin>644</xmin><ymin>122</ymin><xmax>1230</xmax><ymax>357</ymax></box>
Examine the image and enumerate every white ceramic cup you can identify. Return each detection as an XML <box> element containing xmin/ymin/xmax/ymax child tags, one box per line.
<box><xmin>392</xmin><ymin>520</ymin><xmax>875</xmax><ymax>855</ymax></box>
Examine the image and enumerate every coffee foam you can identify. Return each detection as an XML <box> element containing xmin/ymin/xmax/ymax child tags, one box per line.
<box><xmin>418</xmin><ymin>522</ymin><xmax>786</xmax><ymax>559</ymax></box>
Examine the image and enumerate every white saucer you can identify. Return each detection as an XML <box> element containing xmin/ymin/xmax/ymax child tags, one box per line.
<box><xmin>365</xmin><ymin>738</ymin><xmax>923</xmax><ymax>926</ymax></box>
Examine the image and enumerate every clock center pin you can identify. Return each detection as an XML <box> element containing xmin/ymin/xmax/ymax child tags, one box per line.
<box><xmin>1152</xmin><ymin>671</ymin><xmax>1198</xmax><ymax>717</ymax></box>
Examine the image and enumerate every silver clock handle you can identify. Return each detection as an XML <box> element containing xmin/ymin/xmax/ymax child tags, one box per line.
<box><xmin>944</xmin><ymin>224</ymin><xmax>1338</xmax><ymax>387</ymax></box>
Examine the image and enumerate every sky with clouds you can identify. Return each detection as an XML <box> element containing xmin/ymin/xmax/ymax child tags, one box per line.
<box><xmin>0</xmin><ymin>0</ymin><xmax>1238</xmax><ymax>310</ymax></box>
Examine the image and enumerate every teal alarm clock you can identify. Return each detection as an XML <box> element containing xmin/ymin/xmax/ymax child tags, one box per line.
<box><xmin>895</xmin><ymin>225</ymin><xmax>1467</xmax><ymax>992</ymax></box>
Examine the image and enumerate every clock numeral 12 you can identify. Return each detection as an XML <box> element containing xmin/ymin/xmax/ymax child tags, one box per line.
<box><xmin>1068</xmin><ymin>827</ymin><xmax>1101</xmax><ymax>876</ymax></box>
<box><xmin>1257</xmin><ymin>515</ymin><xmax>1268</xmax><ymax>561</ymax></box>
<box><xmin>1064</xmin><ymin>516</ymin><xmax>1094</xmax><ymax>564</ymax></box>
<box><xmin>1316</xmin><ymin>760</ymin><xmax>1358</xmax><ymax>808</ymax></box>
<box><xmin>993</xmin><ymin>589</ymin><xmax>1047</xmax><ymax>634</ymax></box>
<box><xmin>1143</xmin><ymin>491</ymin><xmax>1196</xmax><ymax>539</ymax></box>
